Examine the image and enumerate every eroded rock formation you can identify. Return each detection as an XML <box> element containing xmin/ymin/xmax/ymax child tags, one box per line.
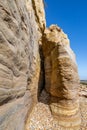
<box><xmin>0</xmin><ymin>0</ymin><xmax>85</xmax><ymax>130</ymax></box>
<box><xmin>42</xmin><ymin>25</ymin><xmax>81</xmax><ymax>129</ymax></box>
<box><xmin>0</xmin><ymin>0</ymin><xmax>45</xmax><ymax>130</ymax></box>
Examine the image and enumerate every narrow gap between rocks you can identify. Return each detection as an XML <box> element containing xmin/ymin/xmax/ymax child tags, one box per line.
<box><xmin>37</xmin><ymin>44</ymin><xmax>45</xmax><ymax>100</ymax></box>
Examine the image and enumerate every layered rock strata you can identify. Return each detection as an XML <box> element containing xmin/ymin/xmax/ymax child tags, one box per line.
<box><xmin>0</xmin><ymin>0</ymin><xmax>45</xmax><ymax>129</ymax></box>
<box><xmin>42</xmin><ymin>25</ymin><xmax>81</xmax><ymax>129</ymax></box>
<box><xmin>0</xmin><ymin>0</ymin><xmax>82</xmax><ymax>130</ymax></box>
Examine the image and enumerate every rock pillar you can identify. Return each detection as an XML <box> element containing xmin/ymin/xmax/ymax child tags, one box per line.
<box><xmin>42</xmin><ymin>25</ymin><xmax>81</xmax><ymax>129</ymax></box>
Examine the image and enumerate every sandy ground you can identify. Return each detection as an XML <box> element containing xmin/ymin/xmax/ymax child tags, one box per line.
<box><xmin>26</xmin><ymin>85</ymin><xmax>87</xmax><ymax>130</ymax></box>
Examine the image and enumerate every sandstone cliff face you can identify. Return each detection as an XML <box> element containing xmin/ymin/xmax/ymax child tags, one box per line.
<box><xmin>0</xmin><ymin>0</ymin><xmax>85</xmax><ymax>130</ymax></box>
<box><xmin>0</xmin><ymin>0</ymin><xmax>45</xmax><ymax>130</ymax></box>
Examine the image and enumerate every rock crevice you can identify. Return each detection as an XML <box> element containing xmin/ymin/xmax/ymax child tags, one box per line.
<box><xmin>0</xmin><ymin>0</ymin><xmax>85</xmax><ymax>130</ymax></box>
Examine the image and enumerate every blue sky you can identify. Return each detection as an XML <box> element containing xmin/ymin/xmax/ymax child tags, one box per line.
<box><xmin>45</xmin><ymin>0</ymin><xmax>87</xmax><ymax>80</ymax></box>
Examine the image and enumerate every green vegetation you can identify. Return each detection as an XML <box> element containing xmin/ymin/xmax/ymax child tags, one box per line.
<box><xmin>80</xmin><ymin>80</ymin><xmax>87</xmax><ymax>85</ymax></box>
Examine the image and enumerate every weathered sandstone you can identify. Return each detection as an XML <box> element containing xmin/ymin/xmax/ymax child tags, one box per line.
<box><xmin>42</xmin><ymin>25</ymin><xmax>81</xmax><ymax>129</ymax></box>
<box><xmin>0</xmin><ymin>0</ymin><xmax>45</xmax><ymax>129</ymax></box>
<box><xmin>0</xmin><ymin>0</ymin><xmax>86</xmax><ymax>130</ymax></box>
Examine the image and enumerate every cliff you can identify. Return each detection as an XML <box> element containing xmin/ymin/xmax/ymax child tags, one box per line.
<box><xmin>0</xmin><ymin>0</ymin><xmax>86</xmax><ymax>130</ymax></box>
